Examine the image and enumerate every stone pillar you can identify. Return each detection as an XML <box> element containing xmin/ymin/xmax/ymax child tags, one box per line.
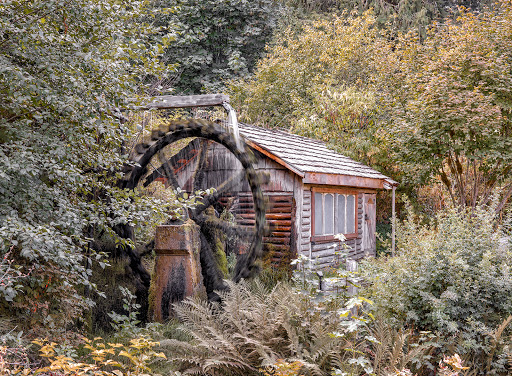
<box><xmin>149</xmin><ymin>220</ymin><xmax>206</xmax><ymax>322</ymax></box>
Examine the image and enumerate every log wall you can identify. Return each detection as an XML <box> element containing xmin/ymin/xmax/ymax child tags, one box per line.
<box><xmin>167</xmin><ymin>140</ymin><xmax>377</xmax><ymax>269</ymax></box>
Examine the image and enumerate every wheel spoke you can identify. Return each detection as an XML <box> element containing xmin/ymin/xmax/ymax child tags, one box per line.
<box><xmin>192</xmin><ymin>140</ymin><xmax>209</xmax><ymax>192</ymax></box>
<box><xmin>192</xmin><ymin>170</ymin><xmax>245</xmax><ymax>217</ymax></box>
<box><xmin>157</xmin><ymin>150</ymin><xmax>180</xmax><ymax>188</ymax></box>
<box><xmin>195</xmin><ymin>213</ymin><xmax>255</xmax><ymax>240</ymax></box>
<box><xmin>143</xmin><ymin>139</ymin><xmax>200</xmax><ymax>187</ymax></box>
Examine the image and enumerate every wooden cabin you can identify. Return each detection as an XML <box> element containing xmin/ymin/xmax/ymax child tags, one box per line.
<box><xmin>164</xmin><ymin>122</ymin><xmax>397</xmax><ymax>268</ymax></box>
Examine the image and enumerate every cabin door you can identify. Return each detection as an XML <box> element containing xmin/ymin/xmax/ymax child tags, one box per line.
<box><xmin>362</xmin><ymin>193</ymin><xmax>376</xmax><ymax>256</ymax></box>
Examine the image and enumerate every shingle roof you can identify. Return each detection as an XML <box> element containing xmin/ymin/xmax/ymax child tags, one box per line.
<box><xmin>238</xmin><ymin>123</ymin><xmax>397</xmax><ymax>188</ymax></box>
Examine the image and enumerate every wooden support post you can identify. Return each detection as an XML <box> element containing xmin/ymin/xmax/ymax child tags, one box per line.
<box><xmin>346</xmin><ymin>259</ymin><xmax>358</xmax><ymax>297</ymax></box>
<box><xmin>149</xmin><ymin>221</ymin><xmax>206</xmax><ymax>321</ymax></box>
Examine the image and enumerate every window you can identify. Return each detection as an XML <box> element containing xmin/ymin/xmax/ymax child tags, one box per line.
<box><xmin>313</xmin><ymin>189</ymin><xmax>357</xmax><ymax>240</ymax></box>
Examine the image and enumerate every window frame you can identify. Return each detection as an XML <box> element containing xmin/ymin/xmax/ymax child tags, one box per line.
<box><xmin>311</xmin><ymin>187</ymin><xmax>358</xmax><ymax>242</ymax></box>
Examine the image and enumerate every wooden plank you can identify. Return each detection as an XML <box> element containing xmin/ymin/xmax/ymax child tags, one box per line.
<box><xmin>239</xmin><ymin>219</ymin><xmax>292</xmax><ymax>225</ymax></box>
<box><xmin>266</xmin><ymin>232</ymin><xmax>291</xmax><ymax>238</ymax></box>
<box><xmin>264</xmin><ymin>237</ymin><xmax>291</xmax><ymax>245</ymax></box>
<box><xmin>304</xmin><ymin>172</ymin><xmax>386</xmax><ymax>190</ymax></box>
<box><xmin>238</xmin><ymin>213</ymin><xmax>291</xmax><ymax>221</ymax></box>
<box><xmin>312</xmin><ymin>242</ymin><xmax>338</xmax><ymax>252</ymax></box>
<box><xmin>270</xmin><ymin>202</ymin><xmax>294</xmax><ymax>207</ymax></box>
<box><xmin>263</xmin><ymin>244</ymin><xmax>290</xmax><ymax>252</ymax></box>
<box><xmin>134</xmin><ymin>94</ymin><xmax>229</xmax><ymax>110</ymax></box>
<box><xmin>264</xmin><ymin>252</ymin><xmax>289</xmax><ymax>258</ymax></box>
<box><xmin>237</xmin><ymin>195</ymin><xmax>292</xmax><ymax>203</ymax></box>
<box><xmin>270</xmin><ymin>226</ymin><xmax>292</xmax><ymax>232</ymax></box>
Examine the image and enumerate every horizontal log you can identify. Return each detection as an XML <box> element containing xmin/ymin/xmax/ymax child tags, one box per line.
<box><xmin>134</xmin><ymin>94</ymin><xmax>229</xmax><ymax>110</ymax></box>
<box><xmin>237</xmin><ymin>213</ymin><xmax>292</xmax><ymax>220</ymax></box>
<box><xmin>263</xmin><ymin>250</ymin><xmax>288</xmax><ymax>258</ymax></box>
<box><xmin>235</xmin><ymin>207</ymin><xmax>292</xmax><ymax>215</ymax></box>
<box><xmin>234</xmin><ymin>194</ymin><xmax>292</xmax><ymax>201</ymax></box>
<box><xmin>270</xmin><ymin>226</ymin><xmax>292</xmax><ymax>232</ymax></box>
<box><xmin>263</xmin><ymin>237</ymin><xmax>290</xmax><ymax>245</ymax></box>
<box><xmin>267</xmin><ymin>214</ymin><xmax>292</xmax><ymax>220</ymax></box>
<box><xmin>239</xmin><ymin>219</ymin><xmax>292</xmax><ymax>226</ymax></box>
<box><xmin>270</xmin><ymin>201</ymin><xmax>293</xmax><ymax>206</ymax></box>
<box><xmin>263</xmin><ymin>244</ymin><xmax>290</xmax><ymax>252</ymax></box>
<box><xmin>266</xmin><ymin>232</ymin><xmax>291</xmax><ymax>238</ymax></box>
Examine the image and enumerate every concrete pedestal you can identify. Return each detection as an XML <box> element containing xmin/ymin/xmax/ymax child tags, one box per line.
<box><xmin>149</xmin><ymin>221</ymin><xmax>206</xmax><ymax>321</ymax></box>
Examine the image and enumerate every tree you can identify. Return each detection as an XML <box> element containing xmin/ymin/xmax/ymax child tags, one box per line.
<box><xmin>230</xmin><ymin>11</ymin><xmax>389</xmax><ymax>167</ymax></box>
<box><xmin>156</xmin><ymin>0</ymin><xmax>282</xmax><ymax>94</ymax></box>
<box><xmin>378</xmin><ymin>0</ymin><xmax>512</xmax><ymax>211</ymax></box>
<box><xmin>0</xmin><ymin>0</ymin><xmax>174</xmax><ymax>331</ymax></box>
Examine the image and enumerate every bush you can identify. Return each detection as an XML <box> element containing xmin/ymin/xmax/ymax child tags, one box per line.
<box><xmin>361</xmin><ymin>203</ymin><xmax>512</xmax><ymax>374</ymax></box>
<box><xmin>0</xmin><ymin>336</ymin><xmax>166</xmax><ymax>376</ymax></box>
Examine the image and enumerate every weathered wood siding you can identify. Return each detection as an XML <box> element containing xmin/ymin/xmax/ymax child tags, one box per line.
<box><xmin>299</xmin><ymin>189</ymin><xmax>312</xmax><ymax>258</ymax></box>
<box><xmin>164</xmin><ymin>139</ymin><xmax>378</xmax><ymax>268</ymax></box>
<box><xmin>175</xmin><ymin>140</ymin><xmax>297</xmax><ymax>265</ymax></box>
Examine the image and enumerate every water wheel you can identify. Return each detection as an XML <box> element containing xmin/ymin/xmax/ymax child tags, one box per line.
<box><xmin>117</xmin><ymin>118</ymin><xmax>267</xmax><ymax>303</ymax></box>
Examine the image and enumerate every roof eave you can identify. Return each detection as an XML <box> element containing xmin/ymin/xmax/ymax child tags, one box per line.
<box><xmin>303</xmin><ymin>172</ymin><xmax>395</xmax><ymax>190</ymax></box>
<box><xmin>246</xmin><ymin>139</ymin><xmax>305</xmax><ymax>178</ymax></box>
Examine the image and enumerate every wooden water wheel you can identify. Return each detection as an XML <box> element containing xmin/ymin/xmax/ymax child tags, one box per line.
<box><xmin>117</xmin><ymin>118</ymin><xmax>268</xmax><ymax>302</ymax></box>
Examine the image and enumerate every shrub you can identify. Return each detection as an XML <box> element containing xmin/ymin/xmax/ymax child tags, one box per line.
<box><xmin>0</xmin><ymin>336</ymin><xmax>166</xmax><ymax>376</ymax></box>
<box><xmin>361</xmin><ymin>203</ymin><xmax>512</xmax><ymax>374</ymax></box>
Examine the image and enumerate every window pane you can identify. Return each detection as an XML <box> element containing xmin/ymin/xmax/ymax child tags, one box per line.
<box><xmin>346</xmin><ymin>195</ymin><xmax>355</xmax><ymax>233</ymax></box>
<box><xmin>324</xmin><ymin>194</ymin><xmax>334</xmax><ymax>235</ymax></box>
<box><xmin>337</xmin><ymin>194</ymin><xmax>346</xmax><ymax>234</ymax></box>
<box><xmin>314</xmin><ymin>192</ymin><xmax>323</xmax><ymax>235</ymax></box>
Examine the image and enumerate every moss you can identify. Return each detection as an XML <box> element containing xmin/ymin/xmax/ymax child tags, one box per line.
<box><xmin>214</xmin><ymin>238</ymin><xmax>229</xmax><ymax>278</ymax></box>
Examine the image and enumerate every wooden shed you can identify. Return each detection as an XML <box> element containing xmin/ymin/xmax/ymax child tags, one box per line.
<box><xmin>163</xmin><ymin>122</ymin><xmax>397</xmax><ymax>268</ymax></box>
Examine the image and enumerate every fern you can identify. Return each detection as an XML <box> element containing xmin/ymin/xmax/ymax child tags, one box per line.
<box><xmin>367</xmin><ymin>320</ymin><xmax>433</xmax><ymax>376</ymax></box>
<box><xmin>160</xmin><ymin>280</ymin><xmax>348</xmax><ymax>375</ymax></box>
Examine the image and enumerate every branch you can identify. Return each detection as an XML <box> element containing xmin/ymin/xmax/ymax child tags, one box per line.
<box><xmin>495</xmin><ymin>182</ymin><xmax>512</xmax><ymax>214</ymax></box>
<box><xmin>440</xmin><ymin>164</ymin><xmax>457</xmax><ymax>207</ymax></box>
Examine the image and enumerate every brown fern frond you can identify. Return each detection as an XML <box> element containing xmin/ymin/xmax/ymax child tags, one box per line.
<box><xmin>486</xmin><ymin>315</ymin><xmax>512</xmax><ymax>373</ymax></box>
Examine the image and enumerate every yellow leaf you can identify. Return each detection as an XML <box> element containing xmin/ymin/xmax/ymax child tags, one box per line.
<box><xmin>119</xmin><ymin>350</ymin><xmax>137</xmax><ymax>363</ymax></box>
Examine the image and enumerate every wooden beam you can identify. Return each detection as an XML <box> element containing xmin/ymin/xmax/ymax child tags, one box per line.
<box><xmin>304</xmin><ymin>172</ymin><xmax>387</xmax><ymax>190</ymax></box>
<box><xmin>133</xmin><ymin>94</ymin><xmax>230</xmax><ymax>110</ymax></box>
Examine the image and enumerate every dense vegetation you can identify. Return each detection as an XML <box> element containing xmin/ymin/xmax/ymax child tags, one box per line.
<box><xmin>232</xmin><ymin>0</ymin><xmax>512</xmax><ymax>213</ymax></box>
<box><xmin>1</xmin><ymin>0</ymin><xmax>512</xmax><ymax>375</ymax></box>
